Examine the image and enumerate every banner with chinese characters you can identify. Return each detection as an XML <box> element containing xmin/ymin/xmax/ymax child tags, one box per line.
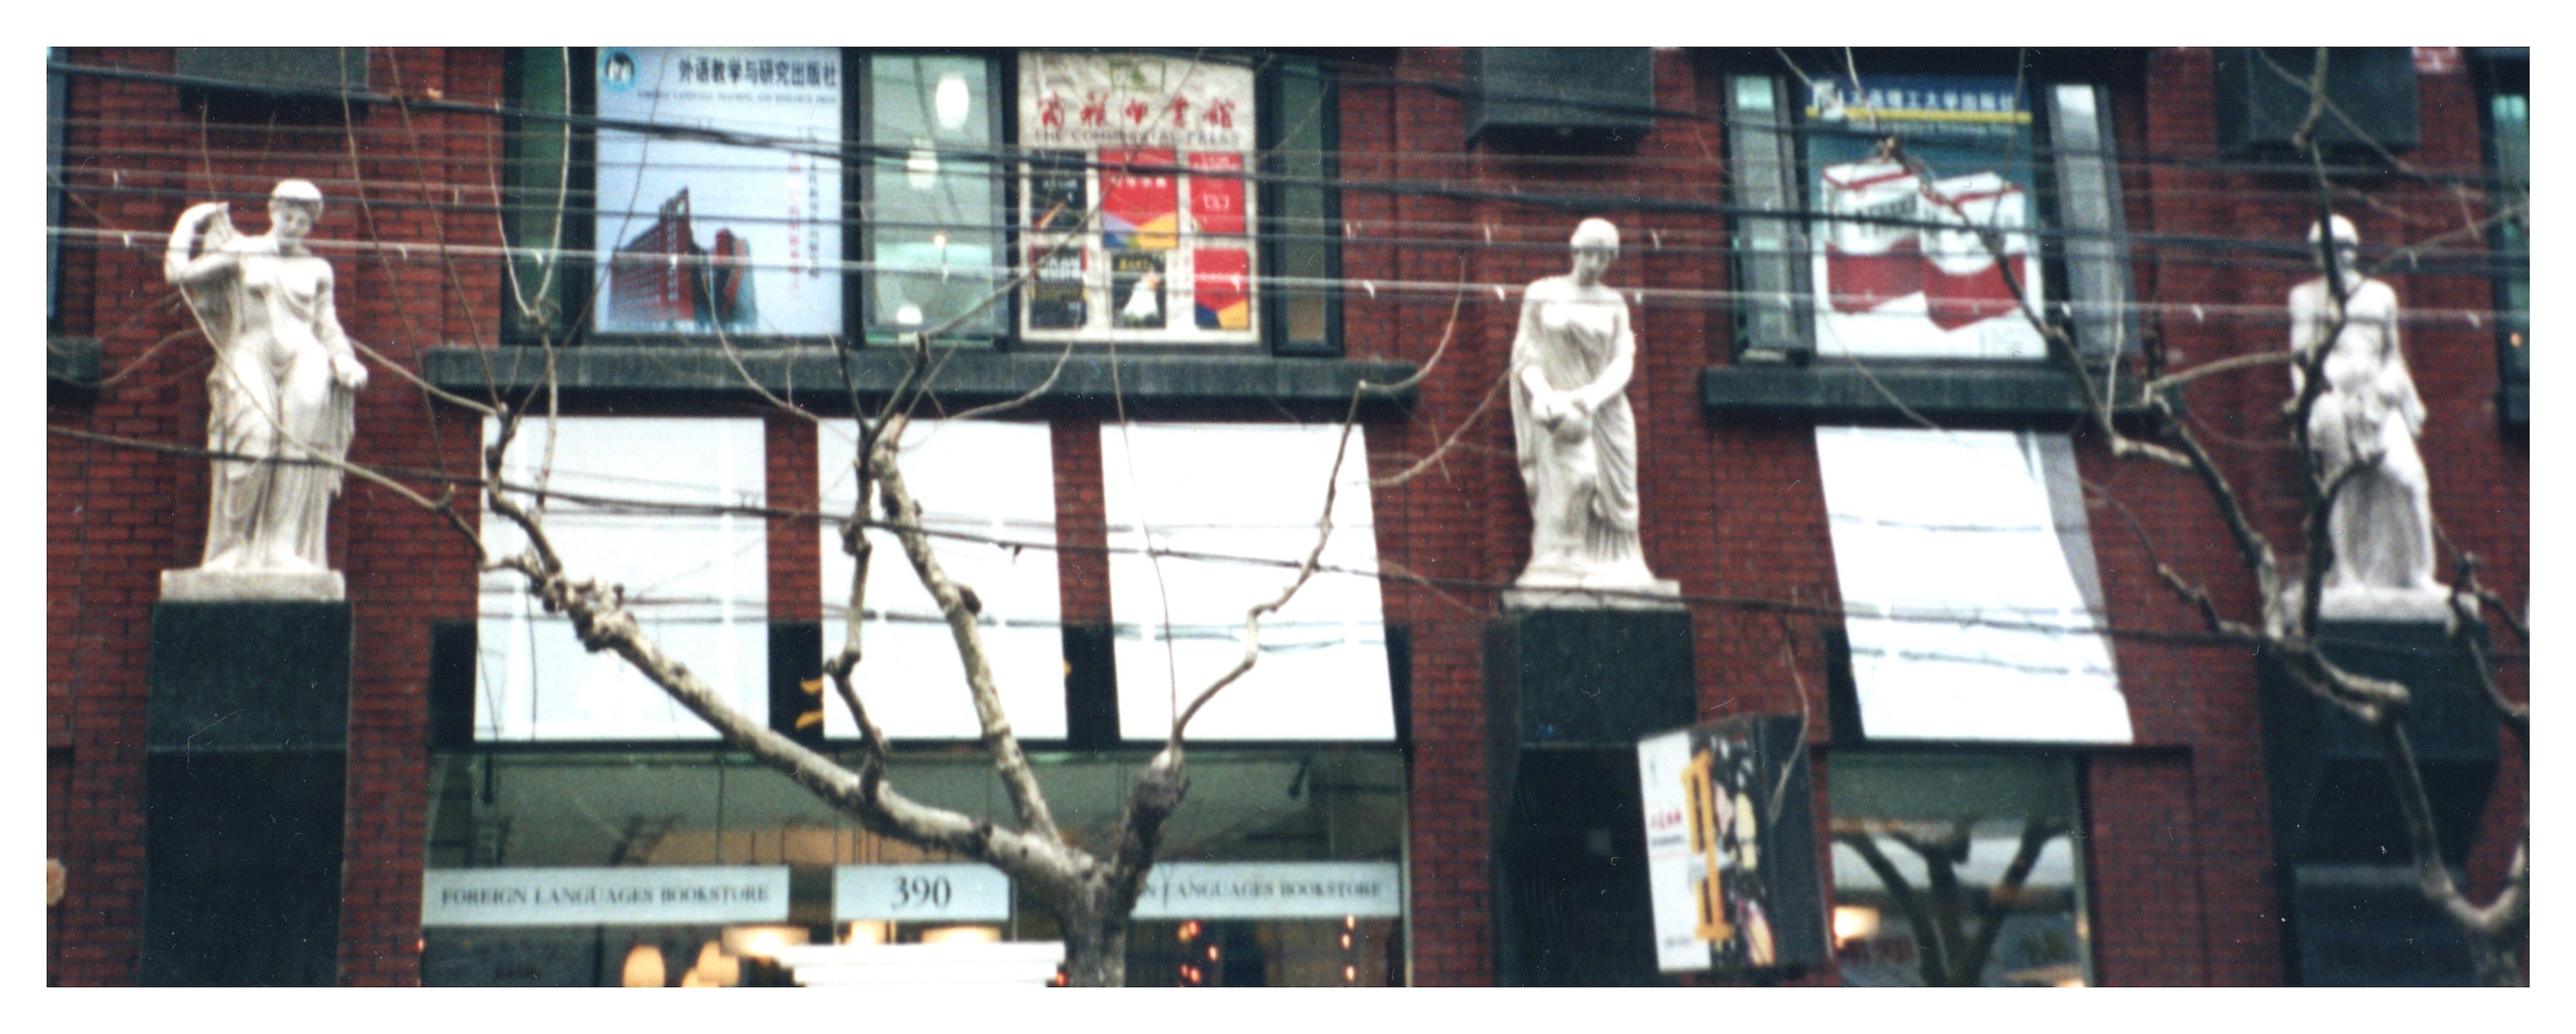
<box><xmin>595</xmin><ymin>48</ymin><xmax>842</xmax><ymax>337</ymax></box>
<box><xmin>1018</xmin><ymin>52</ymin><xmax>1258</xmax><ymax>344</ymax></box>
<box><xmin>1805</xmin><ymin>74</ymin><xmax>2043</xmax><ymax>359</ymax></box>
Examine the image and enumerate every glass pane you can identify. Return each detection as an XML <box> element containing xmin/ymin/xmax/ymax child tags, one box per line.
<box><xmin>1827</xmin><ymin>752</ymin><xmax>2091</xmax><ymax>986</ymax></box>
<box><xmin>476</xmin><ymin>417</ymin><xmax>769</xmax><ymax>741</ymax></box>
<box><xmin>1276</xmin><ymin>59</ymin><xmax>1333</xmax><ymax>350</ymax></box>
<box><xmin>2490</xmin><ymin>90</ymin><xmax>2528</xmax><ymax>370</ymax></box>
<box><xmin>594</xmin><ymin>48</ymin><xmax>844</xmax><ymax>338</ymax></box>
<box><xmin>504</xmin><ymin>48</ymin><xmax>572</xmax><ymax>340</ymax></box>
<box><xmin>870</xmin><ymin>54</ymin><xmax>1001</xmax><ymax>340</ymax></box>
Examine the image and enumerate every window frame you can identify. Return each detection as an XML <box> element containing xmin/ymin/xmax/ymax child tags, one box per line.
<box><xmin>1722</xmin><ymin>50</ymin><xmax>2135</xmax><ymax>364</ymax></box>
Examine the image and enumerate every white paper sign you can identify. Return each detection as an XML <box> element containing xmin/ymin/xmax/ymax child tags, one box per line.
<box><xmin>833</xmin><ymin>864</ymin><xmax>1012</xmax><ymax>921</ymax></box>
<box><xmin>1131</xmin><ymin>862</ymin><xmax>1402</xmax><ymax>920</ymax></box>
<box><xmin>422</xmin><ymin>866</ymin><xmax>791</xmax><ymax>927</ymax></box>
<box><xmin>1635</xmin><ymin>729</ymin><xmax>1710</xmax><ymax>971</ymax></box>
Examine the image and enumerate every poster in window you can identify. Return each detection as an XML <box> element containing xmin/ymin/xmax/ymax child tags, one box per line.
<box><xmin>1187</xmin><ymin>152</ymin><xmax>1247</xmax><ymax>238</ymax></box>
<box><xmin>1193</xmin><ymin>249</ymin><xmax>1249</xmax><ymax>331</ymax></box>
<box><xmin>594</xmin><ymin>48</ymin><xmax>842</xmax><ymax>337</ymax></box>
<box><xmin>1112</xmin><ymin>251</ymin><xmax>1166</xmax><ymax>330</ymax></box>
<box><xmin>1029</xmin><ymin>245</ymin><xmax>1087</xmax><ymax>330</ymax></box>
<box><xmin>1805</xmin><ymin>74</ymin><xmax>2042</xmax><ymax>359</ymax></box>
<box><xmin>1028</xmin><ymin>150</ymin><xmax>1089</xmax><ymax>232</ymax></box>
<box><xmin>1099</xmin><ymin>148</ymin><xmax>1178</xmax><ymax>252</ymax></box>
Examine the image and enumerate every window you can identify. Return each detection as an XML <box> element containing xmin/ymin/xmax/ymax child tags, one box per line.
<box><xmin>1100</xmin><ymin>422</ymin><xmax>1393</xmax><ymax>741</ymax></box>
<box><xmin>477</xmin><ymin>417</ymin><xmax>769</xmax><ymax>741</ymax></box>
<box><xmin>1813</xmin><ymin>426</ymin><xmax>2132</xmax><ymax>743</ymax></box>
<box><xmin>594</xmin><ymin>48</ymin><xmax>844</xmax><ymax>338</ymax></box>
<box><xmin>816</xmin><ymin>419</ymin><xmax>1064</xmax><ymax>740</ymax></box>
<box><xmin>2478</xmin><ymin>50</ymin><xmax>2528</xmax><ymax>419</ymax></box>
<box><xmin>1827</xmin><ymin>752</ymin><xmax>2093</xmax><ymax>986</ymax></box>
<box><xmin>1728</xmin><ymin>60</ymin><xmax>2131</xmax><ymax>360</ymax></box>
<box><xmin>500</xmin><ymin>49</ymin><xmax>1339</xmax><ymax>354</ymax></box>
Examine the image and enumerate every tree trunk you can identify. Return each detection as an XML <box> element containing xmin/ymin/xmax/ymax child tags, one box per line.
<box><xmin>1062</xmin><ymin>908</ymin><xmax>1131</xmax><ymax>988</ymax></box>
<box><xmin>2467</xmin><ymin>933</ymin><xmax>2521</xmax><ymax>988</ymax></box>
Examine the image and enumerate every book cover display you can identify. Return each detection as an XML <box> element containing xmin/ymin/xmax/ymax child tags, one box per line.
<box><xmin>1018</xmin><ymin>52</ymin><xmax>1258</xmax><ymax>343</ymax></box>
<box><xmin>595</xmin><ymin>48</ymin><xmax>842</xmax><ymax>337</ymax></box>
<box><xmin>1807</xmin><ymin>74</ymin><xmax>2043</xmax><ymax>359</ymax></box>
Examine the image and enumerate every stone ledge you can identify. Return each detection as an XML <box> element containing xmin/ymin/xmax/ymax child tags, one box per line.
<box><xmin>423</xmin><ymin>346</ymin><xmax>1417</xmax><ymax>414</ymax></box>
<box><xmin>1700</xmin><ymin>361</ymin><xmax>2092</xmax><ymax>423</ymax></box>
<box><xmin>162</xmin><ymin>567</ymin><xmax>346</xmax><ymax>602</ymax></box>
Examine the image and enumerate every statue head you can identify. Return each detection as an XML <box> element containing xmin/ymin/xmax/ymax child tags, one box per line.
<box><xmin>2307</xmin><ymin>213</ymin><xmax>2360</xmax><ymax>279</ymax></box>
<box><xmin>269</xmin><ymin>179</ymin><xmax>324</xmax><ymax>243</ymax></box>
<box><xmin>1569</xmin><ymin>217</ymin><xmax>1620</xmax><ymax>286</ymax></box>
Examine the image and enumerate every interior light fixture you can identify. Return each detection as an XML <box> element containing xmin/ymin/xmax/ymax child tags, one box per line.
<box><xmin>622</xmin><ymin>943</ymin><xmax>667</xmax><ymax>988</ymax></box>
<box><xmin>722</xmin><ymin>924</ymin><xmax>810</xmax><ymax>959</ymax></box>
<box><xmin>934</xmin><ymin>74</ymin><xmax>972</xmax><ymax>131</ymax></box>
<box><xmin>1832</xmin><ymin>905</ymin><xmax>1881</xmax><ymax>947</ymax></box>
<box><xmin>919</xmin><ymin>925</ymin><xmax>1002</xmax><ymax>945</ymax></box>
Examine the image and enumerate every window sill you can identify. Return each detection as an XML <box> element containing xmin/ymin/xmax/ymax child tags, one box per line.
<box><xmin>422</xmin><ymin>346</ymin><xmax>1416</xmax><ymax>415</ymax></box>
<box><xmin>1700</xmin><ymin>360</ymin><xmax>2093</xmax><ymax>424</ymax></box>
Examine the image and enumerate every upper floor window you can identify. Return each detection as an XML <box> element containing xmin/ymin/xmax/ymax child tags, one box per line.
<box><xmin>2476</xmin><ymin>49</ymin><xmax>2528</xmax><ymax>410</ymax></box>
<box><xmin>1728</xmin><ymin>56</ymin><xmax>2131</xmax><ymax>362</ymax></box>
<box><xmin>502</xmin><ymin>49</ymin><xmax>1338</xmax><ymax>354</ymax></box>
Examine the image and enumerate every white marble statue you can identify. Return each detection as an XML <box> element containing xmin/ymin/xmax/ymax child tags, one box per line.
<box><xmin>2288</xmin><ymin>214</ymin><xmax>2444</xmax><ymax>619</ymax></box>
<box><xmin>161</xmin><ymin>180</ymin><xmax>367</xmax><ymax>601</ymax></box>
<box><xmin>1507</xmin><ymin>219</ymin><xmax>1678</xmax><ymax>606</ymax></box>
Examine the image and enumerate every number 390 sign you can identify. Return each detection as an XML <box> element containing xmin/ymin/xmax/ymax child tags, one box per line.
<box><xmin>833</xmin><ymin>864</ymin><xmax>1012</xmax><ymax>922</ymax></box>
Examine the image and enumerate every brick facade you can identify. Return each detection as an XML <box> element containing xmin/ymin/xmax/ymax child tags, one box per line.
<box><xmin>47</xmin><ymin>47</ymin><xmax>2526</xmax><ymax>986</ymax></box>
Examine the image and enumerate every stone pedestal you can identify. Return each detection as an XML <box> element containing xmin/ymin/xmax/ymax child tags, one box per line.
<box><xmin>2258</xmin><ymin>618</ymin><xmax>2499</xmax><ymax>986</ymax></box>
<box><xmin>1484</xmin><ymin>607</ymin><xmax>1699</xmax><ymax>986</ymax></box>
<box><xmin>143</xmin><ymin>601</ymin><xmax>351</xmax><ymax>985</ymax></box>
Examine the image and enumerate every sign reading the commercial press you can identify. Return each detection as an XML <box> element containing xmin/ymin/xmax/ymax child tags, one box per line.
<box><xmin>421</xmin><ymin>866</ymin><xmax>792</xmax><ymax>927</ymax></box>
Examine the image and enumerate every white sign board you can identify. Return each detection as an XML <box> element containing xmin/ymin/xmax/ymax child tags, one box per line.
<box><xmin>1635</xmin><ymin>729</ymin><xmax>1709</xmax><ymax>971</ymax></box>
<box><xmin>422</xmin><ymin>866</ymin><xmax>791</xmax><ymax>927</ymax></box>
<box><xmin>1131</xmin><ymin>862</ymin><xmax>1402</xmax><ymax>920</ymax></box>
<box><xmin>833</xmin><ymin>864</ymin><xmax>1013</xmax><ymax>922</ymax></box>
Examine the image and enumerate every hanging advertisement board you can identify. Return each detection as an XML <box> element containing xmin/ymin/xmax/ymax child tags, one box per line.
<box><xmin>594</xmin><ymin>48</ymin><xmax>842</xmax><ymax>337</ymax></box>
<box><xmin>1636</xmin><ymin>715</ymin><xmax>1827</xmax><ymax>974</ymax></box>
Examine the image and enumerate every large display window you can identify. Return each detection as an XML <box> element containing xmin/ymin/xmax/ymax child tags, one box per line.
<box><xmin>1827</xmin><ymin>752</ymin><xmax>2093</xmax><ymax>986</ymax></box>
<box><xmin>421</xmin><ymin>750</ymin><xmax>1407</xmax><ymax>986</ymax></box>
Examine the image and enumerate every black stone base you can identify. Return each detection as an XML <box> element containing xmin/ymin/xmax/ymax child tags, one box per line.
<box><xmin>2260</xmin><ymin>619</ymin><xmax>2500</xmax><ymax>866</ymax></box>
<box><xmin>144</xmin><ymin>600</ymin><xmax>352</xmax><ymax>985</ymax></box>
<box><xmin>1484</xmin><ymin>609</ymin><xmax>1700</xmax><ymax>986</ymax></box>
<box><xmin>2287</xmin><ymin>864</ymin><xmax>2474</xmax><ymax>986</ymax></box>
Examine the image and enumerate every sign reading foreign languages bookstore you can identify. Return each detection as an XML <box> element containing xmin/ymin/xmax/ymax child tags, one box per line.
<box><xmin>422</xmin><ymin>867</ymin><xmax>791</xmax><ymax>927</ymax></box>
<box><xmin>1131</xmin><ymin>862</ymin><xmax>1402</xmax><ymax>920</ymax></box>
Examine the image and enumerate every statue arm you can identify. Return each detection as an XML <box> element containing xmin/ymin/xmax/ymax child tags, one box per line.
<box><xmin>1513</xmin><ymin>286</ymin><xmax>1557</xmax><ymax>400</ymax></box>
<box><xmin>163</xmin><ymin>202</ymin><xmax>238</xmax><ymax>287</ymax></box>
<box><xmin>1575</xmin><ymin>299</ymin><xmax>1637</xmax><ymax>413</ymax></box>
<box><xmin>2285</xmin><ymin>284</ymin><xmax>2321</xmax><ymax>398</ymax></box>
<box><xmin>314</xmin><ymin>265</ymin><xmax>367</xmax><ymax>391</ymax></box>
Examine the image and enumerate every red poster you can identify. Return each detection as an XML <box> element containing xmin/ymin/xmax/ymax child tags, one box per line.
<box><xmin>1188</xmin><ymin>152</ymin><xmax>1246</xmax><ymax>238</ymax></box>
<box><xmin>1100</xmin><ymin>148</ymin><xmax>1178</xmax><ymax>251</ymax></box>
<box><xmin>1193</xmin><ymin>248</ymin><xmax>1250</xmax><ymax>331</ymax></box>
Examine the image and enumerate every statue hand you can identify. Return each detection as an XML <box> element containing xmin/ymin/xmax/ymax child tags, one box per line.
<box><xmin>333</xmin><ymin>354</ymin><xmax>368</xmax><ymax>391</ymax></box>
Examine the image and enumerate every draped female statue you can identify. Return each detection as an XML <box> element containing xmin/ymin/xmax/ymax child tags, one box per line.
<box><xmin>163</xmin><ymin>180</ymin><xmax>367</xmax><ymax>582</ymax></box>
<box><xmin>2288</xmin><ymin>214</ymin><xmax>2443</xmax><ymax>618</ymax></box>
<box><xmin>1508</xmin><ymin>219</ymin><xmax>1674</xmax><ymax>601</ymax></box>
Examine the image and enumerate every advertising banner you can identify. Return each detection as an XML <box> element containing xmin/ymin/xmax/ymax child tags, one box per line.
<box><xmin>1805</xmin><ymin>74</ymin><xmax>2043</xmax><ymax>359</ymax></box>
<box><xmin>1636</xmin><ymin>716</ymin><xmax>1826</xmax><ymax>974</ymax></box>
<box><xmin>595</xmin><ymin>48</ymin><xmax>842</xmax><ymax>337</ymax></box>
<box><xmin>422</xmin><ymin>866</ymin><xmax>792</xmax><ymax>927</ymax></box>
